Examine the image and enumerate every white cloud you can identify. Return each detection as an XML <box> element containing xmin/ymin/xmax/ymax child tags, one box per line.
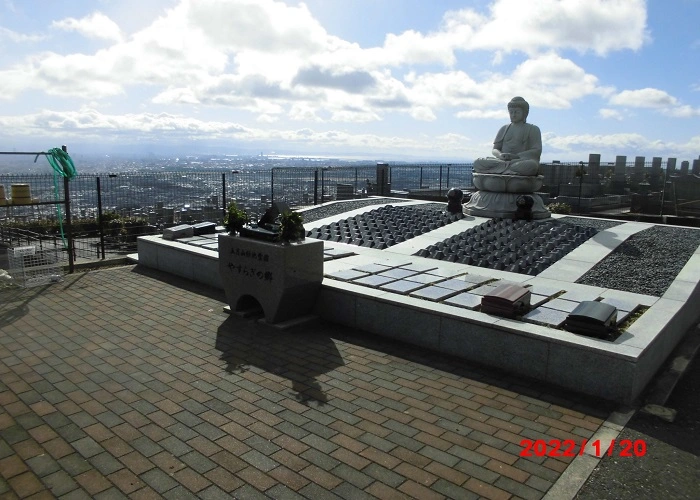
<box><xmin>663</xmin><ymin>105</ymin><xmax>700</xmax><ymax>118</ymax></box>
<box><xmin>0</xmin><ymin>26</ymin><xmax>45</xmax><ymax>43</ymax></box>
<box><xmin>453</xmin><ymin>0</ymin><xmax>649</xmax><ymax>56</ymax></box>
<box><xmin>610</xmin><ymin>88</ymin><xmax>679</xmax><ymax>108</ymax></box>
<box><xmin>52</xmin><ymin>12</ymin><xmax>123</xmax><ymax>42</ymax></box>
<box><xmin>456</xmin><ymin>109</ymin><xmax>505</xmax><ymax>120</ymax></box>
<box><xmin>545</xmin><ymin>132</ymin><xmax>683</xmax><ymax>158</ymax></box>
<box><xmin>599</xmin><ymin>108</ymin><xmax>624</xmax><ymax>120</ymax></box>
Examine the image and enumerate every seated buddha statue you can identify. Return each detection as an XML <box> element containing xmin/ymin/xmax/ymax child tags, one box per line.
<box><xmin>473</xmin><ymin>96</ymin><xmax>541</xmax><ymax>176</ymax></box>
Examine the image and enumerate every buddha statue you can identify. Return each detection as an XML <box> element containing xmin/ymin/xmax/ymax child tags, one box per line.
<box><xmin>466</xmin><ymin>96</ymin><xmax>550</xmax><ymax>219</ymax></box>
<box><xmin>473</xmin><ymin>96</ymin><xmax>541</xmax><ymax>176</ymax></box>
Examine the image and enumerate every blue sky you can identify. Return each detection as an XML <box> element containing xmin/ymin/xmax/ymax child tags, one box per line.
<box><xmin>0</xmin><ymin>0</ymin><xmax>698</xmax><ymax>162</ymax></box>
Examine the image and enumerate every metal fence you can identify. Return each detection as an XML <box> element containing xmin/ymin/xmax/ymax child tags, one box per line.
<box><xmin>2</xmin><ymin>159</ymin><xmax>700</xmax><ymax>270</ymax></box>
<box><xmin>0</xmin><ymin>164</ymin><xmax>474</xmax><ymax>266</ymax></box>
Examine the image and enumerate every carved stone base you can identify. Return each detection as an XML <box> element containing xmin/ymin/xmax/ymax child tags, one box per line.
<box><xmin>473</xmin><ymin>173</ymin><xmax>544</xmax><ymax>193</ymax></box>
<box><xmin>466</xmin><ymin>192</ymin><xmax>551</xmax><ymax>219</ymax></box>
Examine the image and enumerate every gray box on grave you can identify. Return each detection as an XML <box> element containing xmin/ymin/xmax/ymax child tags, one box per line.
<box><xmin>193</xmin><ymin>222</ymin><xmax>217</xmax><ymax>235</ymax></box>
<box><xmin>163</xmin><ymin>224</ymin><xmax>194</xmax><ymax>240</ymax></box>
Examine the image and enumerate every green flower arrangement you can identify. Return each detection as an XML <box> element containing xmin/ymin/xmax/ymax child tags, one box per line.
<box><xmin>278</xmin><ymin>210</ymin><xmax>305</xmax><ymax>244</ymax></box>
<box><xmin>223</xmin><ymin>201</ymin><xmax>249</xmax><ymax>234</ymax></box>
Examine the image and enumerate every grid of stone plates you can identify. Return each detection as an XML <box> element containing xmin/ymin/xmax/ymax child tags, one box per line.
<box><xmin>326</xmin><ymin>261</ymin><xmax>642</xmax><ymax>330</ymax></box>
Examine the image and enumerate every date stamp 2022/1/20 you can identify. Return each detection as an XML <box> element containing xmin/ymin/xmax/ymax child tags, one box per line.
<box><xmin>520</xmin><ymin>439</ymin><xmax>647</xmax><ymax>458</ymax></box>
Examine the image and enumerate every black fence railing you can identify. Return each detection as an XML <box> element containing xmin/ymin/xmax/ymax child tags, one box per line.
<box><xmin>2</xmin><ymin>158</ymin><xmax>700</xmax><ymax>271</ymax></box>
<box><xmin>0</xmin><ymin>164</ymin><xmax>474</xmax><ymax>266</ymax></box>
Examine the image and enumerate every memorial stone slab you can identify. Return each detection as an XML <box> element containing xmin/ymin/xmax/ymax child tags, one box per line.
<box><xmin>323</xmin><ymin>248</ymin><xmax>357</xmax><ymax>259</ymax></box>
<box><xmin>666</xmin><ymin>158</ymin><xmax>677</xmax><ymax>179</ymax></box>
<box><xmin>410</xmin><ymin>285</ymin><xmax>458</xmax><ymax>302</ymax></box>
<box><xmin>616</xmin><ymin>309</ymin><xmax>633</xmax><ymax>325</ymax></box>
<box><xmin>543</xmin><ymin>298</ymin><xmax>580</xmax><ymax>313</ymax></box>
<box><xmin>404</xmin><ymin>273</ymin><xmax>447</xmax><ymax>285</ymax></box>
<box><xmin>379</xmin><ymin>280</ymin><xmax>427</xmax><ymax>295</ymax></box>
<box><xmin>634</xmin><ymin>156</ymin><xmax>646</xmax><ymax>184</ymax></box>
<box><xmin>378</xmin><ymin>268</ymin><xmax>421</xmax><ymax>280</ymax></box>
<box><xmin>353</xmin><ymin>275</ymin><xmax>397</xmax><ymax>287</ymax></box>
<box><xmin>437</xmin><ymin>278</ymin><xmax>473</xmax><ymax>292</ymax></box>
<box><xmin>530</xmin><ymin>293</ymin><xmax>549</xmax><ymax>307</ymax></box>
<box><xmin>426</xmin><ymin>268</ymin><xmax>465</xmax><ymax>278</ymax></box>
<box><xmin>523</xmin><ymin>307</ymin><xmax>568</xmax><ymax>327</ymax></box>
<box><xmin>600</xmin><ymin>297</ymin><xmax>639</xmax><ymax>312</ymax></box>
<box><xmin>188</xmin><ymin>239</ymin><xmax>216</xmax><ymax>247</ymax></box>
<box><xmin>584</xmin><ymin>153</ymin><xmax>601</xmax><ymax>184</ymax></box>
<box><xmin>462</xmin><ymin>274</ymin><xmax>495</xmax><ymax>285</ymax></box>
<box><xmin>400</xmin><ymin>263</ymin><xmax>437</xmax><ymax>273</ymax></box>
<box><xmin>444</xmin><ymin>292</ymin><xmax>482</xmax><ymax>310</ymax></box>
<box><xmin>353</xmin><ymin>263</ymin><xmax>394</xmax><ymax>274</ymax></box>
<box><xmin>469</xmin><ymin>284</ymin><xmax>500</xmax><ymax>296</ymax></box>
<box><xmin>559</xmin><ymin>289</ymin><xmax>602</xmax><ymax>302</ymax></box>
<box><xmin>326</xmin><ymin>269</ymin><xmax>370</xmax><ymax>281</ymax></box>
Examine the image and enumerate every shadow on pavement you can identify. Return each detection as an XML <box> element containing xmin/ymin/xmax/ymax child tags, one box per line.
<box><xmin>0</xmin><ymin>284</ymin><xmax>51</xmax><ymax>326</ymax></box>
<box><xmin>130</xmin><ymin>264</ymin><xmax>227</xmax><ymax>302</ymax></box>
<box><xmin>215</xmin><ymin>315</ymin><xmax>344</xmax><ymax>406</ymax></box>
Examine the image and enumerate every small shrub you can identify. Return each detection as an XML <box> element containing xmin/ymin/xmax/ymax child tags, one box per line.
<box><xmin>547</xmin><ymin>202</ymin><xmax>572</xmax><ymax>214</ymax></box>
<box><xmin>278</xmin><ymin>210</ymin><xmax>305</xmax><ymax>243</ymax></box>
<box><xmin>224</xmin><ymin>202</ymin><xmax>249</xmax><ymax>234</ymax></box>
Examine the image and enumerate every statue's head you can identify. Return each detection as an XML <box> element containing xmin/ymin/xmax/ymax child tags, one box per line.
<box><xmin>507</xmin><ymin>96</ymin><xmax>529</xmax><ymax>122</ymax></box>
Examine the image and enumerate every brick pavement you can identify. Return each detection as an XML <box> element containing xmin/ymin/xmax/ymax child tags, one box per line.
<box><xmin>0</xmin><ymin>265</ymin><xmax>614</xmax><ymax>499</ymax></box>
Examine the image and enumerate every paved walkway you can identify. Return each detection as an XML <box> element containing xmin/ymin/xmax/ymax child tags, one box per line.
<box><xmin>0</xmin><ymin>265</ymin><xmax>614</xmax><ymax>499</ymax></box>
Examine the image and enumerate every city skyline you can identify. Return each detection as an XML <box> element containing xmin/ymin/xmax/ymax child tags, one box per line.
<box><xmin>0</xmin><ymin>0</ymin><xmax>699</xmax><ymax>162</ymax></box>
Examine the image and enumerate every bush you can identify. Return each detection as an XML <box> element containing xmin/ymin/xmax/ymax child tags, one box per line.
<box><xmin>547</xmin><ymin>202</ymin><xmax>572</xmax><ymax>214</ymax></box>
<box><xmin>224</xmin><ymin>202</ymin><xmax>249</xmax><ymax>234</ymax></box>
<box><xmin>279</xmin><ymin>210</ymin><xmax>305</xmax><ymax>243</ymax></box>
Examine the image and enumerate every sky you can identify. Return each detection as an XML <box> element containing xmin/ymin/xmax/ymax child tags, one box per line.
<box><xmin>0</xmin><ymin>0</ymin><xmax>699</xmax><ymax>163</ymax></box>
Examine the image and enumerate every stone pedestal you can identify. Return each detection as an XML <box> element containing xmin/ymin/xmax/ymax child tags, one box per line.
<box><xmin>218</xmin><ymin>235</ymin><xmax>323</xmax><ymax>324</ymax></box>
<box><xmin>466</xmin><ymin>174</ymin><xmax>550</xmax><ymax>219</ymax></box>
<box><xmin>466</xmin><ymin>191</ymin><xmax>550</xmax><ymax>219</ymax></box>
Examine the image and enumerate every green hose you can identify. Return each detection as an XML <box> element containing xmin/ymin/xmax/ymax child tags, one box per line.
<box><xmin>45</xmin><ymin>148</ymin><xmax>77</xmax><ymax>248</ymax></box>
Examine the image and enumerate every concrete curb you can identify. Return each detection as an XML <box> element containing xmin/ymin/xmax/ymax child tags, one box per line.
<box><xmin>543</xmin><ymin>407</ymin><xmax>636</xmax><ymax>500</ymax></box>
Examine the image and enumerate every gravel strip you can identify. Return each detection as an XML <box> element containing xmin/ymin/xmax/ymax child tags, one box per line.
<box><xmin>559</xmin><ymin>216</ymin><xmax>624</xmax><ymax>230</ymax></box>
<box><xmin>576</xmin><ymin>225</ymin><xmax>700</xmax><ymax>296</ymax></box>
<box><xmin>299</xmin><ymin>197</ymin><xmax>412</xmax><ymax>223</ymax></box>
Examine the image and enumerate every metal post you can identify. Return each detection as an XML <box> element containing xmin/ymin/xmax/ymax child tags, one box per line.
<box><xmin>446</xmin><ymin>165</ymin><xmax>451</xmax><ymax>192</ymax></box>
<box><xmin>221</xmin><ymin>173</ymin><xmax>227</xmax><ymax>217</ymax></box>
<box><xmin>62</xmin><ymin>146</ymin><xmax>74</xmax><ymax>273</ymax></box>
<box><xmin>354</xmin><ymin>167</ymin><xmax>358</xmax><ymax>198</ymax></box>
<box><xmin>270</xmin><ymin>169</ymin><xmax>274</xmax><ymax>205</ymax></box>
<box><xmin>419</xmin><ymin>166</ymin><xmax>423</xmax><ymax>189</ymax></box>
<box><xmin>96</xmin><ymin>177</ymin><xmax>105</xmax><ymax>259</ymax></box>
<box><xmin>439</xmin><ymin>165</ymin><xmax>443</xmax><ymax>195</ymax></box>
<box><xmin>578</xmin><ymin>162</ymin><xmax>584</xmax><ymax>215</ymax></box>
<box><xmin>314</xmin><ymin>170</ymin><xmax>319</xmax><ymax>205</ymax></box>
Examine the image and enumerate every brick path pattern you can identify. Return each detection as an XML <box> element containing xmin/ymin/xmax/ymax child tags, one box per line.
<box><xmin>0</xmin><ymin>265</ymin><xmax>612</xmax><ymax>499</ymax></box>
